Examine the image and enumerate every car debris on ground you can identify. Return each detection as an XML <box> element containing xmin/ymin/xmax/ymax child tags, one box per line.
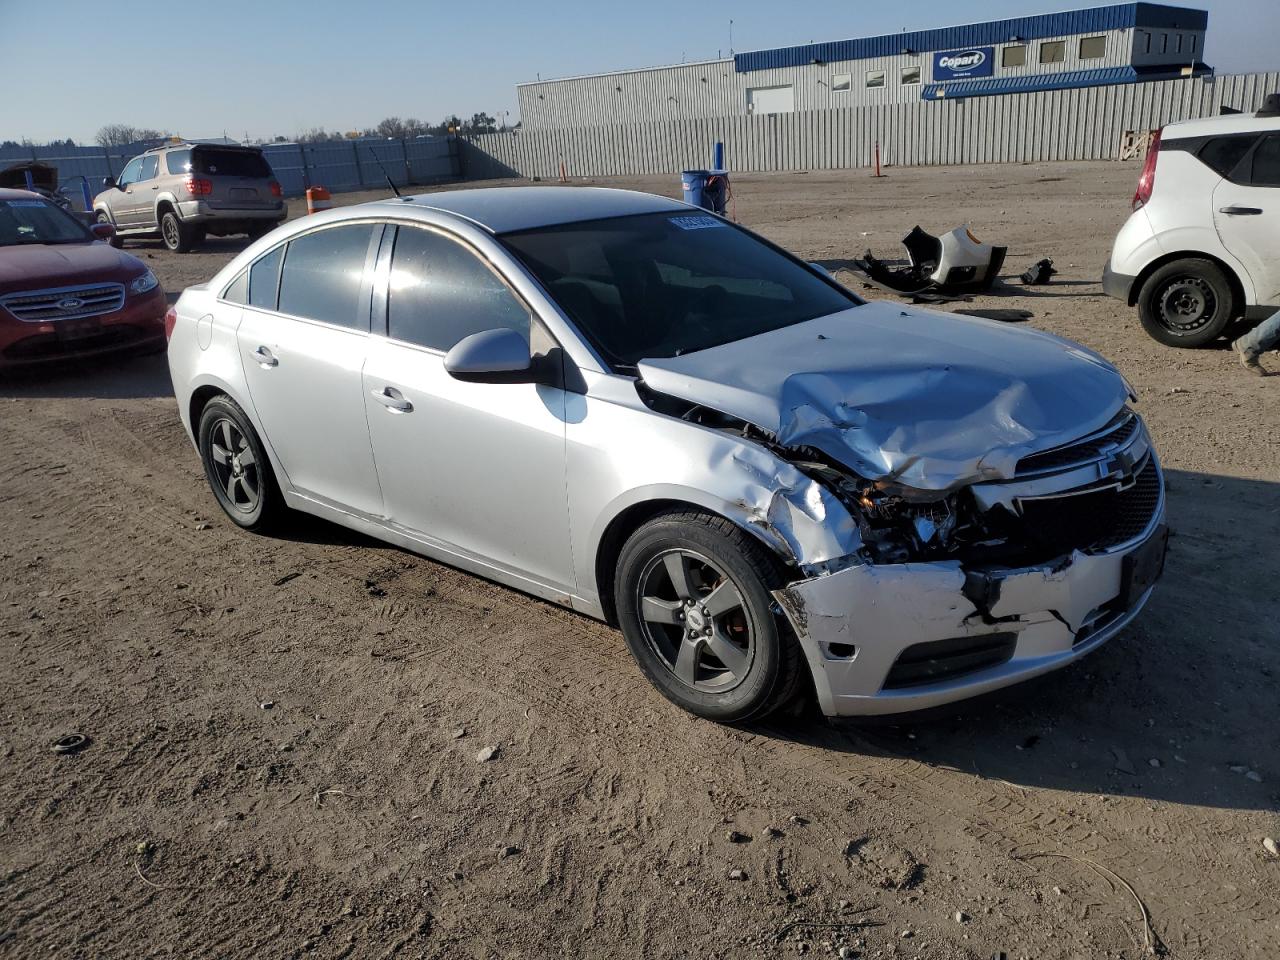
<box><xmin>853</xmin><ymin>225</ymin><xmax>1007</xmax><ymax>297</ymax></box>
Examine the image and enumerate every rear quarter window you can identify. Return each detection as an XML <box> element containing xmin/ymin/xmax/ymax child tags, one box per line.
<box><xmin>1250</xmin><ymin>134</ymin><xmax>1280</xmax><ymax>186</ymax></box>
<box><xmin>166</xmin><ymin>149</ymin><xmax>193</xmax><ymax>176</ymax></box>
<box><xmin>1198</xmin><ymin>135</ymin><xmax>1258</xmax><ymax>178</ymax></box>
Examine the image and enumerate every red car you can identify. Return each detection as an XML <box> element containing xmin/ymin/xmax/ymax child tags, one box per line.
<box><xmin>0</xmin><ymin>187</ymin><xmax>167</xmax><ymax>368</ymax></box>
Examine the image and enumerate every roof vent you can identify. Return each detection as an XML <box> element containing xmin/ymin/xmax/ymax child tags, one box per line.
<box><xmin>1259</xmin><ymin>93</ymin><xmax>1280</xmax><ymax>118</ymax></box>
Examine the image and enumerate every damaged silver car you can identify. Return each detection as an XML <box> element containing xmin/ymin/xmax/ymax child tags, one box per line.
<box><xmin>168</xmin><ymin>187</ymin><xmax>1167</xmax><ymax>723</ymax></box>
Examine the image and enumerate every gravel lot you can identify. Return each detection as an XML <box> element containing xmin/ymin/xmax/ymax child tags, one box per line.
<box><xmin>2</xmin><ymin>162</ymin><xmax>1277</xmax><ymax>959</ymax></box>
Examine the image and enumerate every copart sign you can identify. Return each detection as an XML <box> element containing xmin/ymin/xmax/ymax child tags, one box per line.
<box><xmin>933</xmin><ymin>47</ymin><xmax>995</xmax><ymax>81</ymax></box>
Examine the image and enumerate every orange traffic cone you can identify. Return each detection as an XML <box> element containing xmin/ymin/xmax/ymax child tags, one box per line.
<box><xmin>306</xmin><ymin>186</ymin><xmax>332</xmax><ymax>215</ymax></box>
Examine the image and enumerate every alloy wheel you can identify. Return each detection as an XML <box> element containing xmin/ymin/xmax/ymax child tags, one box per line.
<box><xmin>208</xmin><ymin>418</ymin><xmax>261</xmax><ymax>514</ymax></box>
<box><xmin>634</xmin><ymin>549</ymin><xmax>755</xmax><ymax>692</ymax></box>
<box><xmin>162</xmin><ymin>215</ymin><xmax>179</xmax><ymax>250</ymax></box>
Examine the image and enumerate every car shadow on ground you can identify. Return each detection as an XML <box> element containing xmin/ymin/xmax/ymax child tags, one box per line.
<box><xmin>120</xmin><ymin>236</ymin><xmax>255</xmax><ymax>256</ymax></box>
<box><xmin>758</xmin><ymin>468</ymin><xmax>1280</xmax><ymax>813</ymax></box>
<box><xmin>0</xmin><ymin>350</ymin><xmax>174</xmax><ymax>399</ymax></box>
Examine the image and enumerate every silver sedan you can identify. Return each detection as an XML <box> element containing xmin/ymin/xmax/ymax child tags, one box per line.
<box><xmin>167</xmin><ymin>187</ymin><xmax>1167</xmax><ymax>722</ymax></box>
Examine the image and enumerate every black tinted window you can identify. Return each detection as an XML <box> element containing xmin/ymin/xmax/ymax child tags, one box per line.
<box><xmin>222</xmin><ymin>270</ymin><xmax>248</xmax><ymax>304</ymax></box>
<box><xmin>388</xmin><ymin>227</ymin><xmax>529</xmax><ymax>351</ymax></box>
<box><xmin>278</xmin><ymin>225</ymin><xmax>374</xmax><ymax>328</ymax></box>
<box><xmin>167</xmin><ymin>149</ymin><xmax>192</xmax><ymax>176</ymax></box>
<box><xmin>194</xmin><ymin>148</ymin><xmax>272</xmax><ymax>178</ymax></box>
<box><xmin>249</xmin><ymin>245</ymin><xmax>283</xmax><ymax>310</ymax></box>
<box><xmin>500</xmin><ymin>212</ymin><xmax>855</xmax><ymax>366</ymax></box>
<box><xmin>1199</xmin><ymin>135</ymin><xmax>1256</xmax><ymax>178</ymax></box>
<box><xmin>1251</xmin><ymin>134</ymin><xmax>1280</xmax><ymax>187</ymax></box>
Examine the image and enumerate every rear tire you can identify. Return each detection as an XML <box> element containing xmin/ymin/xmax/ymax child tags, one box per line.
<box><xmin>614</xmin><ymin>511</ymin><xmax>805</xmax><ymax>723</ymax></box>
<box><xmin>197</xmin><ymin>396</ymin><xmax>285</xmax><ymax>532</ymax></box>
<box><xmin>247</xmin><ymin>223</ymin><xmax>273</xmax><ymax>241</ymax></box>
<box><xmin>1137</xmin><ymin>258</ymin><xmax>1237</xmax><ymax>348</ymax></box>
<box><xmin>160</xmin><ymin>209</ymin><xmax>197</xmax><ymax>253</ymax></box>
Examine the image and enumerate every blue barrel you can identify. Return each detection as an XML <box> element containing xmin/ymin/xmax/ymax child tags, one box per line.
<box><xmin>681</xmin><ymin>169</ymin><xmax>729</xmax><ymax>214</ymax></box>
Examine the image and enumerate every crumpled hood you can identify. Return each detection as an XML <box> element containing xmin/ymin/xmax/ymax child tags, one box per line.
<box><xmin>0</xmin><ymin>242</ymin><xmax>145</xmax><ymax>294</ymax></box>
<box><xmin>637</xmin><ymin>303</ymin><xmax>1131</xmax><ymax>494</ymax></box>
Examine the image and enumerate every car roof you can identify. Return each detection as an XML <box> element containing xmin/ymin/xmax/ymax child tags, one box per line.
<box><xmin>0</xmin><ymin>187</ymin><xmax>44</xmax><ymax>201</ymax></box>
<box><xmin>370</xmin><ymin>186</ymin><xmax>689</xmax><ymax>234</ymax></box>
<box><xmin>1163</xmin><ymin>113</ymin><xmax>1280</xmax><ymax>140</ymax></box>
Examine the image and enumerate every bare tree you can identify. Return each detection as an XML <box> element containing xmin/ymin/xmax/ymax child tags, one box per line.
<box><xmin>375</xmin><ymin>117</ymin><xmax>407</xmax><ymax>139</ymax></box>
<box><xmin>95</xmin><ymin>124</ymin><xmax>163</xmax><ymax>147</ymax></box>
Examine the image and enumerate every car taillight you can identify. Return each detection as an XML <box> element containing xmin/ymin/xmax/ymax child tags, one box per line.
<box><xmin>164</xmin><ymin>306</ymin><xmax>178</xmax><ymax>340</ymax></box>
<box><xmin>1133</xmin><ymin>127</ymin><xmax>1163</xmax><ymax>211</ymax></box>
<box><xmin>269</xmin><ymin>180</ymin><xmax>282</xmax><ymax>198</ymax></box>
<box><xmin>184</xmin><ymin>176</ymin><xmax>214</xmax><ymax>196</ymax></box>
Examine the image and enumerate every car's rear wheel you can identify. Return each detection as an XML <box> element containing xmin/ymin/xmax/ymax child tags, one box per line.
<box><xmin>197</xmin><ymin>396</ymin><xmax>284</xmax><ymax>532</ymax></box>
<box><xmin>160</xmin><ymin>210</ymin><xmax>197</xmax><ymax>253</ymax></box>
<box><xmin>1137</xmin><ymin>258</ymin><xmax>1237</xmax><ymax>348</ymax></box>
<box><xmin>95</xmin><ymin>211</ymin><xmax>123</xmax><ymax>248</ymax></box>
<box><xmin>247</xmin><ymin>223</ymin><xmax>274</xmax><ymax>241</ymax></box>
<box><xmin>614</xmin><ymin>511</ymin><xmax>805</xmax><ymax>723</ymax></box>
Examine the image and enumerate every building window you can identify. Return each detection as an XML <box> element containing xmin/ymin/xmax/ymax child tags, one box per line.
<box><xmin>1079</xmin><ymin>35</ymin><xmax>1106</xmax><ymax>59</ymax></box>
<box><xmin>1139</xmin><ymin>31</ymin><xmax>1151</xmax><ymax>54</ymax></box>
<box><xmin>832</xmin><ymin>73</ymin><xmax>851</xmax><ymax>92</ymax></box>
<box><xmin>1160</xmin><ymin>33</ymin><xmax>1169</xmax><ymax>53</ymax></box>
<box><xmin>901</xmin><ymin>65</ymin><xmax>921</xmax><ymax>85</ymax></box>
<box><xmin>1039</xmin><ymin>40</ymin><xmax>1066</xmax><ymax>64</ymax></box>
<box><xmin>1176</xmin><ymin>33</ymin><xmax>1184</xmax><ymax>53</ymax></box>
<box><xmin>1002</xmin><ymin>44</ymin><xmax>1027</xmax><ymax>67</ymax></box>
<box><xmin>1189</xmin><ymin>35</ymin><xmax>1197</xmax><ymax>54</ymax></box>
<box><xmin>865</xmin><ymin>70</ymin><xmax>885</xmax><ymax>88</ymax></box>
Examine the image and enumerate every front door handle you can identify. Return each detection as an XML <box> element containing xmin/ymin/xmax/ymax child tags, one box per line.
<box><xmin>1219</xmin><ymin>205</ymin><xmax>1264</xmax><ymax>216</ymax></box>
<box><xmin>252</xmin><ymin>346</ymin><xmax>278</xmax><ymax>367</ymax></box>
<box><xmin>371</xmin><ymin>386</ymin><xmax>413</xmax><ymax>413</ymax></box>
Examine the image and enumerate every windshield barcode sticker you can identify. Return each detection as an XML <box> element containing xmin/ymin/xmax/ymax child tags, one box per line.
<box><xmin>669</xmin><ymin>215</ymin><xmax>726</xmax><ymax>230</ymax></box>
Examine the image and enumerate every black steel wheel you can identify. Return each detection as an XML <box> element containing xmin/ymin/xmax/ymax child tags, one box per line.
<box><xmin>197</xmin><ymin>396</ymin><xmax>284</xmax><ymax>531</ymax></box>
<box><xmin>1137</xmin><ymin>258</ymin><xmax>1236</xmax><ymax>348</ymax></box>
<box><xmin>615</xmin><ymin>511</ymin><xmax>805</xmax><ymax>723</ymax></box>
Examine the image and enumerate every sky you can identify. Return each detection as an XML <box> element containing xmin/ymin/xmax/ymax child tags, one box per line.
<box><xmin>1</xmin><ymin>0</ymin><xmax>1276</xmax><ymax>144</ymax></box>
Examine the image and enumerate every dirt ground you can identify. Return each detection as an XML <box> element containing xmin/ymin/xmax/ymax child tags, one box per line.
<box><xmin>2</xmin><ymin>162</ymin><xmax>1278</xmax><ymax>960</ymax></box>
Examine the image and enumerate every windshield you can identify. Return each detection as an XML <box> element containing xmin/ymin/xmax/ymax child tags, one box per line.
<box><xmin>193</xmin><ymin>147</ymin><xmax>272</xmax><ymax>178</ymax></box>
<box><xmin>0</xmin><ymin>197</ymin><xmax>92</xmax><ymax>247</ymax></box>
<box><xmin>499</xmin><ymin>212</ymin><xmax>857</xmax><ymax>366</ymax></box>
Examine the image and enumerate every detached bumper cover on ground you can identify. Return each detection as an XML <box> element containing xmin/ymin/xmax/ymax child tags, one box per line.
<box><xmin>776</xmin><ymin>492</ymin><xmax>1167</xmax><ymax>717</ymax></box>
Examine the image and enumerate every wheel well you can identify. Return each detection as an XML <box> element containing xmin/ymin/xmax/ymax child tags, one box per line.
<box><xmin>593</xmin><ymin>498</ymin><xmax>791</xmax><ymax>627</ymax></box>
<box><xmin>189</xmin><ymin>386</ymin><xmax>224</xmax><ymax>435</ymax></box>
<box><xmin>1130</xmin><ymin>251</ymin><xmax>1246</xmax><ymax>315</ymax></box>
<box><xmin>156</xmin><ymin>199</ymin><xmax>176</xmax><ymax>221</ymax></box>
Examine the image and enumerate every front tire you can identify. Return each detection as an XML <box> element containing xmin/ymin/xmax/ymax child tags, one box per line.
<box><xmin>160</xmin><ymin>209</ymin><xmax>197</xmax><ymax>253</ymax></box>
<box><xmin>614</xmin><ymin>511</ymin><xmax>804</xmax><ymax>723</ymax></box>
<box><xmin>95</xmin><ymin>211</ymin><xmax>123</xmax><ymax>248</ymax></box>
<box><xmin>197</xmin><ymin>396</ymin><xmax>284</xmax><ymax>532</ymax></box>
<box><xmin>1137</xmin><ymin>258</ymin><xmax>1237</xmax><ymax>348</ymax></box>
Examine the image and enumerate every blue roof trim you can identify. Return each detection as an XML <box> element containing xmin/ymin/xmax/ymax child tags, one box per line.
<box><xmin>920</xmin><ymin>62</ymin><xmax>1210</xmax><ymax>100</ymax></box>
<box><xmin>734</xmin><ymin>4</ymin><xmax>1208</xmax><ymax>72</ymax></box>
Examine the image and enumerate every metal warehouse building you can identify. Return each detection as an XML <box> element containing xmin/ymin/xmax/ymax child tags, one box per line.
<box><xmin>518</xmin><ymin>3</ymin><xmax>1212</xmax><ymax>129</ymax></box>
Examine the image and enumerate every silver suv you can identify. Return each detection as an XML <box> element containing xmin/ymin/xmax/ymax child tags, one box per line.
<box><xmin>93</xmin><ymin>142</ymin><xmax>287</xmax><ymax>253</ymax></box>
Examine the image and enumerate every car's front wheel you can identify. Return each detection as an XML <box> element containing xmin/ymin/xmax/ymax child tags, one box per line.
<box><xmin>197</xmin><ymin>396</ymin><xmax>285</xmax><ymax>531</ymax></box>
<box><xmin>614</xmin><ymin>511</ymin><xmax>805</xmax><ymax>723</ymax></box>
<box><xmin>1137</xmin><ymin>258</ymin><xmax>1237</xmax><ymax>348</ymax></box>
<box><xmin>95</xmin><ymin>211</ymin><xmax>123</xmax><ymax>248</ymax></box>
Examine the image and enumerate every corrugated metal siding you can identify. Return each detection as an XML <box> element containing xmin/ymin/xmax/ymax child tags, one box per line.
<box><xmin>924</xmin><ymin>65</ymin><xmax>1141</xmax><ymax>99</ymax></box>
<box><xmin>733</xmin><ymin>3</ymin><xmax>1206</xmax><ymax>71</ymax></box>
<box><xmin>5</xmin><ymin>138</ymin><xmax>459</xmax><ymax>200</ymax></box>
<box><xmin>461</xmin><ymin>71</ymin><xmax>1278</xmax><ymax>180</ymax></box>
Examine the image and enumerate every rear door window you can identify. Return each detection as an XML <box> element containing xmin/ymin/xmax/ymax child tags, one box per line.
<box><xmin>193</xmin><ymin>148</ymin><xmax>272</xmax><ymax>178</ymax></box>
<box><xmin>387</xmin><ymin>225</ymin><xmax>529</xmax><ymax>351</ymax></box>
<box><xmin>278</xmin><ymin>224</ymin><xmax>376</xmax><ymax>329</ymax></box>
<box><xmin>1249</xmin><ymin>134</ymin><xmax>1280</xmax><ymax>187</ymax></box>
<box><xmin>139</xmin><ymin>155</ymin><xmax>159</xmax><ymax>181</ymax></box>
<box><xmin>248</xmin><ymin>246</ymin><xmax>283</xmax><ymax>310</ymax></box>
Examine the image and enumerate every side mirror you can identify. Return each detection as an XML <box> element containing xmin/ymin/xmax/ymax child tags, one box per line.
<box><xmin>444</xmin><ymin>328</ymin><xmax>534</xmax><ymax>384</ymax></box>
<box><xmin>91</xmin><ymin>222</ymin><xmax>115</xmax><ymax>240</ymax></box>
<box><xmin>101</xmin><ymin>177</ymin><xmax>118</xmax><ymax>191</ymax></box>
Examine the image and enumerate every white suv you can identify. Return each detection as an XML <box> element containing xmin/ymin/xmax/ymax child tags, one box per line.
<box><xmin>1104</xmin><ymin>98</ymin><xmax>1280</xmax><ymax>348</ymax></box>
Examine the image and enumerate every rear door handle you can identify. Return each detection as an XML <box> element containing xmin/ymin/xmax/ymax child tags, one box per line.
<box><xmin>1219</xmin><ymin>205</ymin><xmax>1264</xmax><ymax>216</ymax></box>
<box><xmin>371</xmin><ymin>386</ymin><xmax>413</xmax><ymax>413</ymax></box>
<box><xmin>252</xmin><ymin>346</ymin><xmax>278</xmax><ymax>367</ymax></box>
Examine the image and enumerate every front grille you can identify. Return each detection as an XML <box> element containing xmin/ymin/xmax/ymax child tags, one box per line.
<box><xmin>884</xmin><ymin>633</ymin><xmax>1018</xmax><ymax>689</ymax></box>
<box><xmin>1016</xmin><ymin>412</ymin><xmax>1140</xmax><ymax>476</ymax></box>
<box><xmin>1015</xmin><ymin>457</ymin><xmax>1162</xmax><ymax>558</ymax></box>
<box><xmin>1</xmin><ymin>283</ymin><xmax>126</xmax><ymax>322</ymax></box>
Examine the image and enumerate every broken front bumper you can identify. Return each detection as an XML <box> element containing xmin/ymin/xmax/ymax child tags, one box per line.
<box><xmin>776</xmin><ymin>494</ymin><xmax>1167</xmax><ymax>717</ymax></box>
